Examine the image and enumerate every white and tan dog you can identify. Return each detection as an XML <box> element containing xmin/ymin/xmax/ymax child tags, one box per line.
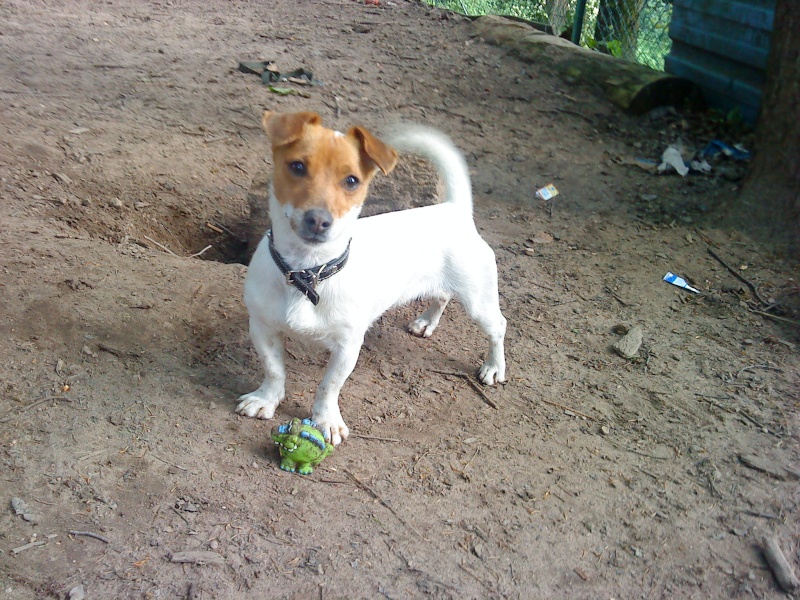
<box><xmin>237</xmin><ymin>111</ymin><xmax>506</xmax><ymax>445</ymax></box>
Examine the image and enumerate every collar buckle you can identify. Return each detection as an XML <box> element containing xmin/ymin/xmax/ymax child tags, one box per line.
<box><xmin>268</xmin><ymin>230</ymin><xmax>350</xmax><ymax>306</ymax></box>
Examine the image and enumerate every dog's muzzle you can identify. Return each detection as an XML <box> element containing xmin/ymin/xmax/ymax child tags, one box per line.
<box><xmin>299</xmin><ymin>208</ymin><xmax>333</xmax><ymax>243</ymax></box>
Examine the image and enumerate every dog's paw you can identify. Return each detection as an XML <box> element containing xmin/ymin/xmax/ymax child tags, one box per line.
<box><xmin>408</xmin><ymin>317</ymin><xmax>436</xmax><ymax>338</ymax></box>
<box><xmin>236</xmin><ymin>392</ymin><xmax>281</xmax><ymax>420</ymax></box>
<box><xmin>312</xmin><ymin>409</ymin><xmax>349</xmax><ymax>446</ymax></box>
<box><xmin>478</xmin><ymin>362</ymin><xmax>506</xmax><ymax>386</ymax></box>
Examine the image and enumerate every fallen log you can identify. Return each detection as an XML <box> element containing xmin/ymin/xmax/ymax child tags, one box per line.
<box><xmin>471</xmin><ymin>15</ymin><xmax>699</xmax><ymax>115</ymax></box>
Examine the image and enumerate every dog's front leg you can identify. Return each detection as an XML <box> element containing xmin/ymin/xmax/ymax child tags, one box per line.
<box><xmin>236</xmin><ymin>318</ymin><xmax>286</xmax><ymax>420</ymax></box>
<box><xmin>312</xmin><ymin>338</ymin><xmax>363</xmax><ymax>446</ymax></box>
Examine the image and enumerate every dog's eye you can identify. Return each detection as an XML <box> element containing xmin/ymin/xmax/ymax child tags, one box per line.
<box><xmin>343</xmin><ymin>175</ymin><xmax>360</xmax><ymax>191</ymax></box>
<box><xmin>288</xmin><ymin>161</ymin><xmax>306</xmax><ymax>177</ymax></box>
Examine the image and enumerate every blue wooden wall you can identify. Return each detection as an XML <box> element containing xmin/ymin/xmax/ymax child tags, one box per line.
<box><xmin>665</xmin><ymin>0</ymin><xmax>776</xmax><ymax>122</ymax></box>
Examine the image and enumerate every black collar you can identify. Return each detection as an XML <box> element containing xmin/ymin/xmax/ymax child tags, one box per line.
<box><xmin>267</xmin><ymin>230</ymin><xmax>350</xmax><ymax>306</ymax></box>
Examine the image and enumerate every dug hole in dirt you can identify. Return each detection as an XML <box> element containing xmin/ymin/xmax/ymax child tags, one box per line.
<box><xmin>0</xmin><ymin>1</ymin><xmax>798</xmax><ymax>599</ymax></box>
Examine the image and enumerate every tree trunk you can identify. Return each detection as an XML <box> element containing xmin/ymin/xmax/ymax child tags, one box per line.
<box><xmin>738</xmin><ymin>0</ymin><xmax>800</xmax><ymax>252</ymax></box>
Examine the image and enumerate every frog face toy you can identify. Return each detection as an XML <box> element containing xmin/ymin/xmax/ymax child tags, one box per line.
<box><xmin>270</xmin><ymin>418</ymin><xmax>334</xmax><ymax>475</ymax></box>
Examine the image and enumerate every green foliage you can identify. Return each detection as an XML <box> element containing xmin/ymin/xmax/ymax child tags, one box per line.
<box><xmin>585</xmin><ymin>37</ymin><xmax>623</xmax><ymax>57</ymax></box>
<box><xmin>708</xmin><ymin>106</ymin><xmax>747</xmax><ymax>132</ymax></box>
<box><xmin>426</xmin><ymin>0</ymin><xmax>672</xmax><ymax>71</ymax></box>
<box><xmin>606</xmin><ymin>39</ymin><xmax>623</xmax><ymax>57</ymax></box>
<box><xmin>428</xmin><ymin>0</ymin><xmax>549</xmax><ymax>22</ymax></box>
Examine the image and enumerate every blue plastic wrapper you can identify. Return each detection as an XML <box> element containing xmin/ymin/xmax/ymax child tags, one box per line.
<box><xmin>664</xmin><ymin>272</ymin><xmax>700</xmax><ymax>294</ymax></box>
<box><xmin>701</xmin><ymin>140</ymin><xmax>752</xmax><ymax>161</ymax></box>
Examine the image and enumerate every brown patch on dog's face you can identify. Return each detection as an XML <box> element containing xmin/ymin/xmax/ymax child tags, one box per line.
<box><xmin>263</xmin><ymin>111</ymin><xmax>397</xmax><ymax>219</ymax></box>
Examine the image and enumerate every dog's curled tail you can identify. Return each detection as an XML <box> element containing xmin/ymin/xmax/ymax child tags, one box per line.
<box><xmin>386</xmin><ymin>125</ymin><xmax>473</xmax><ymax>212</ymax></box>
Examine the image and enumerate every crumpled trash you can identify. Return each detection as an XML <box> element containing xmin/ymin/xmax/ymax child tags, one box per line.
<box><xmin>701</xmin><ymin>140</ymin><xmax>751</xmax><ymax>161</ymax></box>
<box><xmin>689</xmin><ymin>158</ymin><xmax>712</xmax><ymax>173</ymax></box>
<box><xmin>664</xmin><ymin>272</ymin><xmax>700</xmax><ymax>294</ymax></box>
<box><xmin>658</xmin><ymin>143</ymin><xmax>717</xmax><ymax>177</ymax></box>
<box><xmin>658</xmin><ymin>145</ymin><xmax>689</xmax><ymax>176</ymax></box>
<box><xmin>238</xmin><ymin>61</ymin><xmax>319</xmax><ymax>86</ymax></box>
<box><xmin>535</xmin><ymin>183</ymin><xmax>559</xmax><ymax>201</ymax></box>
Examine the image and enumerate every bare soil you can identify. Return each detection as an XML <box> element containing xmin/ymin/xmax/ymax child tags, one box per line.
<box><xmin>1</xmin><ymin>1</ymin><xmax>798</xmax><ymax>599</ymax></box>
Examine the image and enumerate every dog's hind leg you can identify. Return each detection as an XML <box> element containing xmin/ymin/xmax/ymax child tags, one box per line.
<box><xmin>454</xmin><ymin>247</ymin><xmax>507</xmax><ymax>385</ymax></box>
<box><xmin>408</xmin><ymin>295</ymin><xmax>451</xmax><ymax>338</ymax></box>
<box><xmin>473</xmin><ymin>306</ymin><xmax>506</xmax><ymax>385</ymax></box>
<box><xmin>236</xmin><ymin>317</ymin><xmax>286</xmax><ymax>419</ymax></box>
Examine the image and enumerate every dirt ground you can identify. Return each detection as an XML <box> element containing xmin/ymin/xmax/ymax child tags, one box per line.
<box><xmin>1</xmin><ymin>1</ymin><xmax>798</xmax><ymax>598</ymax></box>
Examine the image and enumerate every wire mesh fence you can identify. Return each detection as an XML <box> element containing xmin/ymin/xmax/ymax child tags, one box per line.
<box><xmin>426</xmin><ymin>0</ymin><xmax>673</xmax><ymax>71</ymax></box>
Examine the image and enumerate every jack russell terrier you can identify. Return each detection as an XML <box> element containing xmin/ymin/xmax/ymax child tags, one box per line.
<box><xmin>236</xmin><ymin>111</ymin><xmax>506</xmax><ymax>445</ymax></box>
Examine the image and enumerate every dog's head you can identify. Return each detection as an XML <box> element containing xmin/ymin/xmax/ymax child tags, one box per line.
<box><xmin>263</xmin><ymin>111</ymin><xmax>397</xmax><ymax>244</ymax></box>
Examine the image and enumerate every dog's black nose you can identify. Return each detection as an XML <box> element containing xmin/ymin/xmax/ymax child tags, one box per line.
<box><xmin>303</xmin><ymin>209</ymin><xmax>333</xmax><ymax>235</ymax></box>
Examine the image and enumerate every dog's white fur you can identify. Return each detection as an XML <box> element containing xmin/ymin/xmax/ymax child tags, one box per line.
<box><xmin>237</xmin><ymin>114</ymin><xmax>506</xmax><ymax>445</ymax></box>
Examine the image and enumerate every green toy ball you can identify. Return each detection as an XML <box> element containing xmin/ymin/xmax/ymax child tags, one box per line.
<box><xmin>270</xmin><ymin>418</ymin><xmax>334</xmax><ymax>475</ymax></box>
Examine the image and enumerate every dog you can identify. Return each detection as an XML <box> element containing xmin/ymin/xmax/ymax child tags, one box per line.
<box><xmin>236</xmin><ymin>111</ymin><xmax>506</xmax><ymax>445</ymax></box>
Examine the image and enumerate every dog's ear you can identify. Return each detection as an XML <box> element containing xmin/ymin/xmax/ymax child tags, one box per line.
<box><xmin>262</xmin><ymin>111</ymin><xmax>322</xmax><ymax>147</ymax></box>
<box><xmin>349</xmin><ymin>126</ymin><xmax>398</xmax><ymax>175</ymax></box>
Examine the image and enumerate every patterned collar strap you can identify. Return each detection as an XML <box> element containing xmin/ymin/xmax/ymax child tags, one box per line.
<box><xmin>266</xmin><ymin>230</ymin><xmax>350</xmax><ymax>306</ymax></box>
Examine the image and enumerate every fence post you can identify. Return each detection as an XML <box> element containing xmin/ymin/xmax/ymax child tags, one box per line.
<box><xmin>571</xmin><ymin>0</ymin><xmax>588</xmax><ymax>45</ymax></box>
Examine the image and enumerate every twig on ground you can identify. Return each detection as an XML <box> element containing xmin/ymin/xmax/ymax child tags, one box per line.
<box><xmin>605</xmin><ymin>286</ymin><xmax>630</xmax><ymax>307</ymax></box>
<box><xmin>694</xmin><ymin>393</ymin><xmax>732</xmax><ymax>401</ymax></box>
<box><xmin>210</xmin><ymin>221</ymin><xmax>246</xmax><ymax>243</ymax></box>
<box><xmin>430</xmin><ymin>369</ymin><xmax>498</xmax><ymax>409</ymax></box>
<box><xmin>604</xmin><ymin>438</ymin><xmax>669</xmax><ymax>460</ymax></box>
<box><xmin>573</xmin><ymin>567</ymin><xmax>590</xmax><ymax>581</ymax></box>
<box><xmin>749</xmin><ymin>308</ymin><xmax>800</xmax><ymax>326</ymax></box>
<box><xmin>170</xmin><ymin>506</ymin><xmax>191</xmax><ymax>526</ymax></box>
<box><xmin>98</xmin><ymin>343</ymin><xmax>140</xmax><ymax>358</ymax></box>
<box><xmin>344</xmin><ymin>470</ymin><xmax>420</xmax><ymax>537</ymax></box>
<box><xmin>533</xmin><ymin>106</ymin><xmax>596</xmax><ymax>125</ymax></box>
<box><xmin>707</xmin><ymin>248</ymin><xmax>768</xmax><ymax>306</ymax></box>
<box><xmin>736</xmin><ymin>364</ymin><xmax>783</xmax><ymax>378</ymax></box>
<box><xmin>693</xmin><ymin>228</ymin><xmax>718</xmax><ymax>248</ymax></box>
<box><xmin>0</xmin><ymin>396</ymin><xmax>71</xmax><ymax>423</ymax></box>
<box><xmin>69</xmin><ymin>530</ymin><xmax>111</xmax><ymax>544</ymax></box>
<box><xmin>537</xmin><ymin>398</ymin><xmax>597</xmax><ymax>421</ymax></box>
<box><xmin>743</xmin><ymin>510</ymin><xmax>779</xmax><ymax>520</ymax></box>
<box><xmin>762</xmin><ymin>536</ymin><xmax>800</xmax><ymax>592</ymax></box>
<box><xmin>736</xmin><ymin>409</ymin><xmax>767</xmax><ymax>429</ymax></box>
<box><xmin>333</xmin><ymin>95</ymin><xmax>342</xmax><ymax>119</ymax></box>
<box><xmin>528</xmin><ymin>279</ymin><xmax>555</xmax><ymax>292</ymax></box>
<box><xmin>11</xmin><ymin>541</ymin><xmax>47</xmax><ymax>554</ymax></box>
<box><xmin>188</xmin><ymin>245</ymin><xmax>213</xmax><ymax>259</ymax></box>
<box><xmin>150</xmin><ymin>453</ymin><xmax>197</xmax><ymax>475</ymax></box>
<box><xmin>351</xmin><ymin>433</ymin><xmax>401</xmax><ymax>443</ymax></box>
<box><xmin>458</xmin><ymin>563</ymin><xmax>492</xmax><ymax>592</ymax></box>
<box><xmin>144</xmin><ymin>235</ymin><xmax>178</xmax><ymax>256</ymax></box>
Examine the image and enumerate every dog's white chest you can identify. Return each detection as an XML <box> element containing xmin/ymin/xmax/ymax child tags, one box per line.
<box><xmin>259</xmin><ymin>276</ymin><xmax>344</xmax><ymax>342</ymax></box>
